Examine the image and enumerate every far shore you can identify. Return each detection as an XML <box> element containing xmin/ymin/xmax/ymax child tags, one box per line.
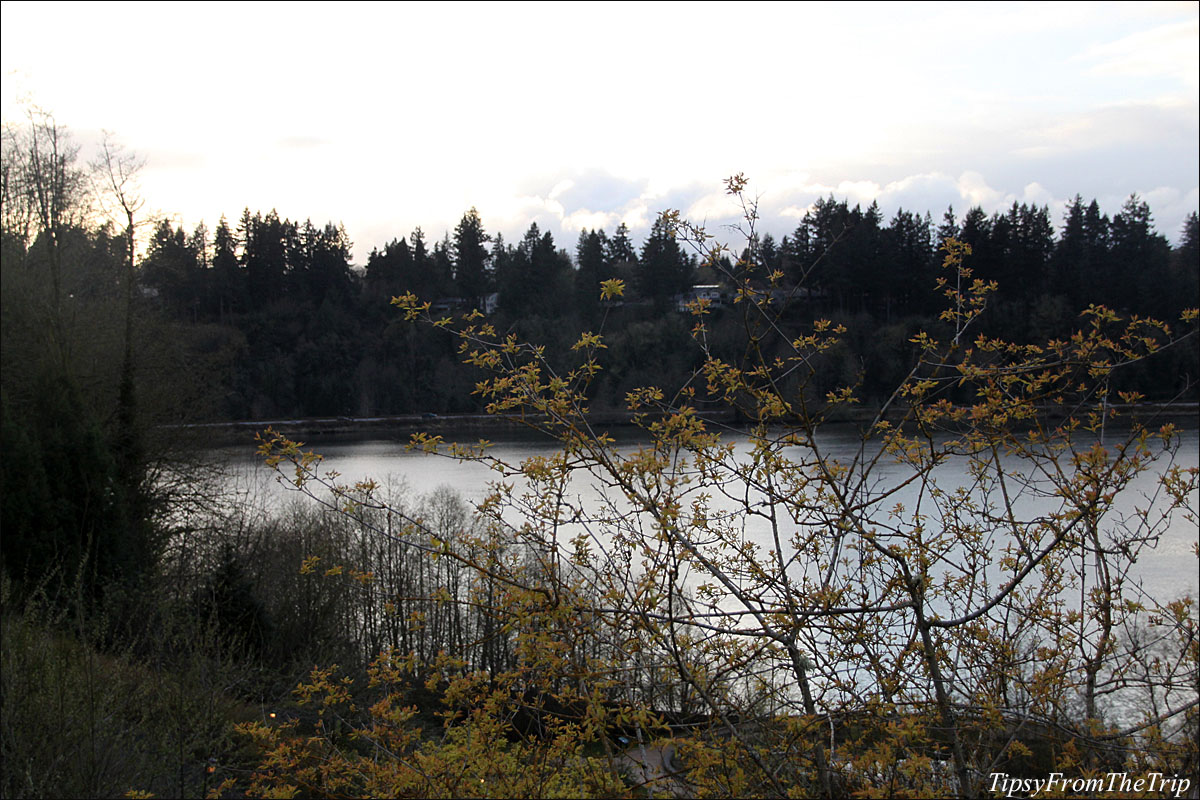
<box><xmin>168</xmin><ymin>402</ymin><xmax>1199</xmax><ymax>446</ymax></box>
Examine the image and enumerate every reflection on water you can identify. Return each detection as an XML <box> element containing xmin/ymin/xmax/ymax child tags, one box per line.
<box><xmin>215</xmin><ymin>425</ymin><xmax>1200</xmax><ymax>601</ymax></box>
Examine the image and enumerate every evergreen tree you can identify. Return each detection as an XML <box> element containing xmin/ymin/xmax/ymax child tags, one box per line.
<box><xmin>1052</xmin><ymin>196</ymin><xmax>1087</xmax><ymax>305</ymax></box>
<box><xmin>798</xmin><ymin>196</ymin><xmax>854</xmax><ymax>307</ymax></box>
<box><xmin>211</xmin><ymin>215</ymin><xmax>243</xmax><ymax>320</ymax></box>
<box><xmin>433</xmin><ymin>234</ymin><xmax>455</xmax><ymax>300</ymax></box>
<box><xmin>142</xmin><ymin>219</ymin><xmax>200</xmax><ymax>318</ymax></box>
<box><xmin>958</xmin><ymin>206</ymin><xmax>997</xmax><ymax>285</ymax></box>
<box><xmin>638</xmin><ymin>216</ymin><xmax>693</xmax><ymax>311</ymax></box>
<box><xmin>883</xmin><ymin>208</ymin><xmax>934</xmax><ymax>316</ymax></box>
<box><xmin>574</xmin><ymin>228</ymin><xmax>610</xmax><ymax>320</ymax></box>
<box><xmin>365</xmin><ymin>237</ymin><xmax>412</xmax><ymax>305</ymax></box>
<box><xmin>1171</xmin><ymin>212</ymin><xmax>1199</xmax><ymax>311</ymax></box>
<box><xmin>781</xmin><ymin>222</ymin><xmax>811</xmax><ymax>287</ymax></box>
<box><xmin>453</xmin><ymin>207</ymin><xmax>491</xmax><ymax>303</ymax></box>
<box><xmin>845</xmin><ymin>201</ymin><xmax>884</xmax><ymax>313</ymax></box>
<box><xmin>500</xmin><ymin>223</ymin><xmax>571</xmax><ymax>317</ymax></box>
<box><xmin>758</xmin><ymin>232</ymin><xmax>780</xmax><ymax>275</ymax></box>
<box><xmin>190</xmin><ymin>221</ymin><xmax>210</xmax><ymax>271</ymax></box>
<box><xmin>1</xmin><ymin>372</ymin><xmax>152</xmax><ymax>606</ymax></box>
<box><xmin>300</xmin><ymin>221</ymin><xmax>354</xmax><ymax>305</ymax></box>
<box><xmin>606</xmin><ymin>222</ymin><xmax>637</xmax><ymax>267</ymax></box>
<box><xmin>1082</xmin><ymin>199</ymin><xmax>1112</xmax><ymax>306</ymax></box>
<box><xmin>1111</xmin><ymin>194</ymin><xmax>1172</xmax><ymax>316</ymax></box>
<box><xmin>410</xmin><ymin>225</ymin><xmax>429</xmax><ymax>267</ymax></box>
<box><xmin>490</xmin><ymin>232</ymin><xmax>510</xmax><ymax>296</ymax></box>
<box><xmin>936</xmin><ymin>205</ymin><xmax>959</xmax><ymax>247</ymax></box>
<box><xmin>240</xmin><ymin>209</ymin><xmax>289</xmax><ymax>303</ymax></box>
<box><xmin>1007</xmin><ymin>202</ymin><xmax>1055</xmax><ymax>300</ymax></box>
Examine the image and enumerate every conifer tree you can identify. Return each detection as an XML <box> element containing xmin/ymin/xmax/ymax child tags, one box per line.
<box><xmin>638</xmin><ymin>215</ymin><xmax>693</xmax><ymax>310</ymax></box>
<box><xmin>453</xmin><ymin>207</ymin><xmax>491</xmax><ymax>304</ymax></box>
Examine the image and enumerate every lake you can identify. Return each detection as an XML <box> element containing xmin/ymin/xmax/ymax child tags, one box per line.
<box><xmin>214</xmin><ymin>422</ymin><xmax>1200</xmax><ymax>603</ymax></box>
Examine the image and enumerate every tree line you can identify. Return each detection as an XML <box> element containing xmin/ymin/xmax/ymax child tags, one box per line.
<box><xmin>128</xmin><ymin>191</ymin><xmax>1198</xmax><ymax>421</ymax></box>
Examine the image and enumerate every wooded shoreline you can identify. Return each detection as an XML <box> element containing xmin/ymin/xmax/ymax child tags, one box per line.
<box><xmin>173</xmin><ymin>402</ymin><xmax>1200</xmax><ymax>445</ymax></box>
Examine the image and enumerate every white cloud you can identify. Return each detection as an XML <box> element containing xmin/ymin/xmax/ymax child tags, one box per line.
<box><xmin>3</xmin><ymin>1</ymin><xmax>1196</xmax><ymax>260</ymax></box>
<box><xmin>1140</xmin><ymin>186</ymin><xmax>1200</xmax><ymax>237</ymax></box>
<box><xmin>1020</xmin><ymin>182</ymin><xmax>1054</xmax><ymax>206</ymax></box>
<box><xmin>548</xmin><ymin>180</ymin><xmax>574</xmax><ymax>201</ymax></box>
<box><xmin>621</xmin><ymin>204</ymin><xmax>653</xmax><ymax>232</ymax></box>
<box><xmin>1027</xmin><ymin>101</ymin><xmax>1198</xmax><ymax>159</ymax></box>
<box><xmin>834</xmin><ymin>181</ymin><xmax>883</xmax><ymax>205</ymax></box>
<box><xmin>1078</xmin><ymin>18</ymin><xmax>1199</xmax><ymax>88</ymax></box>
<box><xmin>683</xmin><ymin>191</ymin><xmax>742</xmax><ymax>227</ymax></box>
<box><xmin>562</xmin><ymin>209</ymin><xmax>618</xmax><ymax>234</ymax></box>
<box><xmin>956</xmin><ymin>172</ymin><xmax>1008</xmax><ymax>210</ymax></box>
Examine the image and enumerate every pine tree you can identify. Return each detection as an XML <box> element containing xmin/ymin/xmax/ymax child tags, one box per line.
<box><xmin>211</xmin><ymin>216</ymin><xmax>242</xmax><ymax>320</ymax></box>
<box><xmin>884</xmin><ymin>208</ymin><xmax>934</xmax><ymax>316</ymax></box>
<box><xmin>1171</xmin><ymin>212</ymin><xmax>1199</xmax><ymax>311</ymax></box>
<box><xmin>574</xmin><ymin>228</ymin><xmax>610</xmax><ymax>320</ymax></box>
<box><xmin>638</xmin><ymin>216</ymin><xmax>693</xmax><ymax>311</ymax></box>
<box><xmin>1053</xmin><ymin>196</ymin><xmax>1087</xmax><ymax>305</ymax></box>
<box><xmin>1111</xmin><ymin>194</ymin><xmax>1172</xmax><ymax>316</ymax></box>
<box><xmin>143</xmin><ymin>219</ymin><xmax>200</xmax><ymax>318</ymax></box>
<box><xmin>240</xmin><ymin>209</ymin><xmax>289</xmax><ymax>303</ymax></box>
<box><xmin>1082</xmin><ymin>200</ymin><xmax>1112</xmax><ymax>306</ymax></box>
<box><xmin>453</xmin><ymin>208</ymin><xmax>491</xmax><ymax>304</ymax></box>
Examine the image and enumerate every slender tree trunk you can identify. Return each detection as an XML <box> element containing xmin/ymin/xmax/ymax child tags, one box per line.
<box><xmin>912</xmin><ymin>591</ymin><xmax>974</xmax><ymax>798</ymax></box>
<box><xmin>788</xmin><ymin>644</ymin><xmax>835</xmax><ymax>800</ymax></box>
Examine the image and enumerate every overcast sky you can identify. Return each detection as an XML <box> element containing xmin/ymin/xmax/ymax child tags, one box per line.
<box><xmin>2</xmin><ymin>1</ymin><xmax>1197</xmax><ymax>264</ymax></box>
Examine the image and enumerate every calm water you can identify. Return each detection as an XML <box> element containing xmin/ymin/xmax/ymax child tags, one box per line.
<box><xmin>216</xmin><ymin>425</ymin><xmax>1200</xmax><ymax>601</ymax></box>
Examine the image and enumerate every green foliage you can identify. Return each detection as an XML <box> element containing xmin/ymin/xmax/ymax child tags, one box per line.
<box><xmin>236</xmin><ymin>654</ymin><xmax>629</xmax><ymax>799</ymax></box>
<box><xmin>0</xmin><ymin>374</ymin><xmax>149</xmax><ymax>606</ymax></box>
<box><xmin>0</xmin><ymin>587</ymin><xmax>250</xmax><ymax>799</ymax></box>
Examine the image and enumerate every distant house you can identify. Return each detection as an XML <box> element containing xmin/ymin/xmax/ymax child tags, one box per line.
<box><xmin>480</xmin><ymin>292</ymin><xmax>499</xmax><ymax>315</ymax></box>
<box><xmin>676</xmin><ymin>284</ymin><xmax>726</xmax><ymax>312</ymax></box>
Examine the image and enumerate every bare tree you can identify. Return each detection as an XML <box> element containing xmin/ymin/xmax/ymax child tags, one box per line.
<box><xmin>90</xmin><ymin>133</ymin><xmax>154</xmax><ymax>546</ymax></box>
<box><xmin>1</xmin><ymin>107</ymin><xmax>90</xmax><ymax>363</ymax></box>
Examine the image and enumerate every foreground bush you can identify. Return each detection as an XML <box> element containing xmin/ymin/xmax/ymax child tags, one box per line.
<box><xmin>252</xmin><ymin>177</ymin><xmax>1198</xmax><ymax>797</ymax></box>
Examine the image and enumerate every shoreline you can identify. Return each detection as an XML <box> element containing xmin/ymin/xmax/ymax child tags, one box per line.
<box><xmin>168</xmin><ymin>402</ymin><xmax>1199</xmax><ymax>445</ymax></box>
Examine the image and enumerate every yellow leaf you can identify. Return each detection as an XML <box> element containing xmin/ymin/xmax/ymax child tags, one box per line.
<box><xmin>600</xmin><ymin>278</ymin><xmax>625</xmax><ymax>300</ymax></box>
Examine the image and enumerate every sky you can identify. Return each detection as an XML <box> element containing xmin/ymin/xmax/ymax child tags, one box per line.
<box><xmin>2</xmin><ymin>1</ymin><xmax>1197</xmax><ymax>265</ymax></box>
